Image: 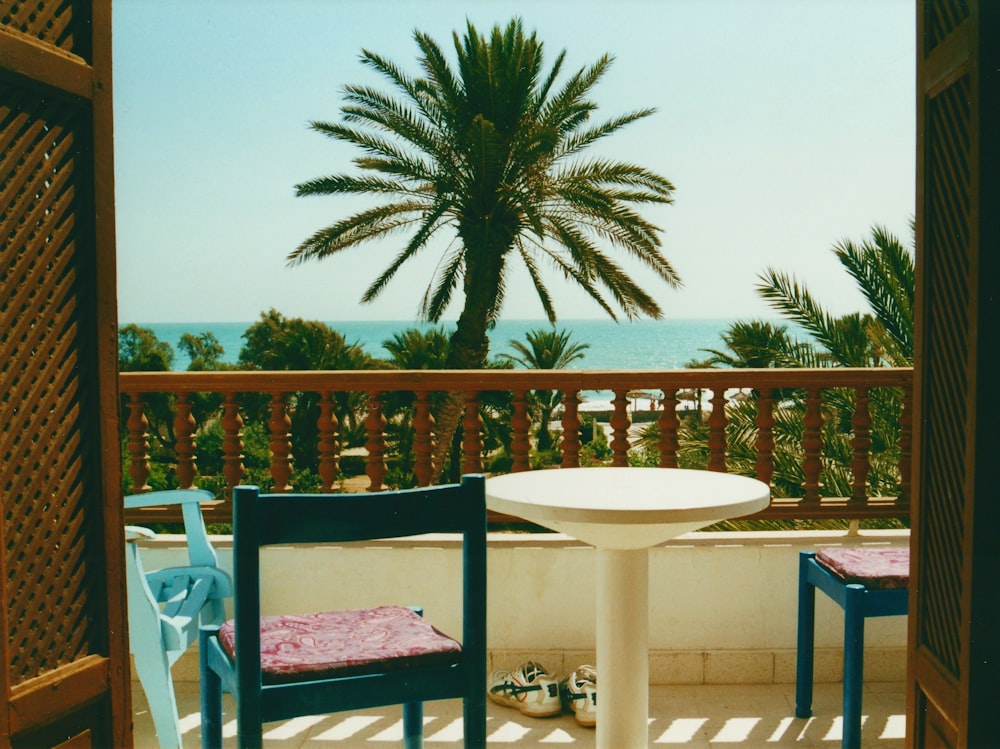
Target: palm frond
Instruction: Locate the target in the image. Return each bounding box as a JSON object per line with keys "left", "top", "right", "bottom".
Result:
{"left": 360, "top": 201, "right": 453, "bottom": 303}
{"left": 515, "top": 243, "right": 557, "bottom": 324}
{"left": 287, "top": 201, "right": 425, "bottom": 264}
{"left": 556, "top": 109, "right": 657, "bottom": 158}
{"left": 307, "top": 121, "right": 435, "bottom": 180}
{"left": 294, "top": 173, "right": 420, "bottom": 198}
{"left": 421, "top": 245, "right": 465, "bottom": 322}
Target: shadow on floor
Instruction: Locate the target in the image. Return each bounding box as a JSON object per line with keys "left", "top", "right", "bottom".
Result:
{"left": 132, "top": 680, "right": 905, "bottom": 748}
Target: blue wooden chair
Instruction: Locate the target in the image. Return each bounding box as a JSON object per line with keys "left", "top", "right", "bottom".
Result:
{"left": 795, "top": 547, "right": 909, "bottom": 749}
{"left": 199, "top": 474, "right": 488, "bottom": 749}
{"left": 125, "top": 489, "right": 232, "bottom": 749}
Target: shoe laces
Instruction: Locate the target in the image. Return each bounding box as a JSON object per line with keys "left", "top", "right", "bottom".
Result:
{"left": 519, "top": 661, "right": 550, "bottom": 683}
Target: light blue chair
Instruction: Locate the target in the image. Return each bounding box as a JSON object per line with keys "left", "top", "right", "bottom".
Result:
{"left": 125, "top": 489, "right": 232, "bottom": 749}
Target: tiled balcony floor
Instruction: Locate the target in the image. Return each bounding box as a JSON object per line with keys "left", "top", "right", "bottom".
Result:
{"left": 132, "top": 680, "right": 905, "bottom": 747}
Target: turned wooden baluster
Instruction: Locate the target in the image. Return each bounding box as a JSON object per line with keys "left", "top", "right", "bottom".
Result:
{"left": 560, "top": 390, "right": 581, "bottom": 468}
{"left": 510, "top": 389, "right": 532, "bottom": 472}
{"left": 658, "top": 388, "right": 679, "bottom": 468}
{"left": 413, "top": 391, "right": 434, "bottom": 486}
{"left": 802, "top": 387, "right": 824, "bottom": 503}
{"left": 317, "top": 391, "right": 339, "bottom": 492}
{"left": 610, "top": 389, "right": 631, "bottom": 467}
{"left": 174, "top": 393, "right": 197, "bottom": 489}
{"left": 268, "top": 392, "right": 293, "bottom": 493}
{"left": 221, "top": 393, "right": 245, "bottom": 491}
{"left": 898, "top": 386, "right": 912, "bottom": 506}
{"left": 851, "top": 386, "right": 872, "bottom": 503}
{"left": 126, "top": 393, "right": 151, "bottom": 493}
{"left": 365, "top": 392, "right": 387, "bottom": 491}
{"left": 461, "top": 392, "right": 484, "bottom": 475}
{"left": 707, "top": 388, "right": 727, "bottom": 472}
{"left": 754, "top": 390, "right": 775, "bottom": 488}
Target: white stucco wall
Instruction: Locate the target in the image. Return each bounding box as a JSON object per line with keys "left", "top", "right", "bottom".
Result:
{"left": 133, "top": 529, "right": 909, "bottom": 685}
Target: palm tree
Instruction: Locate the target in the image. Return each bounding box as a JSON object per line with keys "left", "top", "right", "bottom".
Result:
{"left": 755, "top": 224, "right": 914, "bottom": 368}
{"left": 290, "top": 18, "right": 679, "bottom": 479}
{"left": 676, "top": 224, "right": 914, "bottom": 510}
{"left": 377, "top": 327, "right": 451, "bottom": 487}
{"left": 381, "top": 327, "right": 451, "bottom": 371}
{"left": 499, "top": 328, "right": 590, "bottom": 450}
{"left": 692, "top": 320, "right": 819, "bottom": 370}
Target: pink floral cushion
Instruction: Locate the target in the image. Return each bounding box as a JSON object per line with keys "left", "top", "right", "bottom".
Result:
{"left": 219, "top": 605, "right": 462, "bottom": 684}
{"left": 816, "top": 546, "right": 910, "bottom": 590}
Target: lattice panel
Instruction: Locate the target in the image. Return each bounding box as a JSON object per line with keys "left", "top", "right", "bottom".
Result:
{"left": 924, "top": 0, "right": 970, "bottom": 54}
{"left": 1, "top": 77, "right": 102, "bottom": 685}
{"left": 918, "top": 76, "right": 971, "bottom": 679}
{"left": 0, "top": 0, "right": 91, "bottom": 59}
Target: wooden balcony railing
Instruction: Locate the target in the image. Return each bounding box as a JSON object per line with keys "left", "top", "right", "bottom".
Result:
{"left": 119, "top": 368, "right": 913, "bottom": 526}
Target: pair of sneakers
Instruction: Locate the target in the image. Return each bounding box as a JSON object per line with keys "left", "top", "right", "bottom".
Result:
{"left": 487, "top": 661, "right": 597, "bottom": 727}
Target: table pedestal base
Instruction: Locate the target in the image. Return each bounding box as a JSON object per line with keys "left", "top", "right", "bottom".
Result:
{"left": 596, "top": 547, "right": 649, "bottom": 749}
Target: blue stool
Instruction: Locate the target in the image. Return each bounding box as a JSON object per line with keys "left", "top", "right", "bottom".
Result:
{"left": 795, "top": 547, "right": 909, "bottom": 749}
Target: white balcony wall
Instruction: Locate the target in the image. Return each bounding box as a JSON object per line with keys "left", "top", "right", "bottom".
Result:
{"left": 133, "top": 530, "right": 908, "bottom": 686}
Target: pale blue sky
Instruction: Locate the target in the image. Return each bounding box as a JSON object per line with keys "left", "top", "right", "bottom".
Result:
{"left": 113, "top": 0, "right": 915, "bottom": 324}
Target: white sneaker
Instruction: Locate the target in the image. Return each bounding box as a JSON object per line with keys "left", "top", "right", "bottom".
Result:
{"left": 487, "top": 661, "right": 563, "bottom": 718}
{"left": 561, "top": 665, "right": 597, "bottom": 727}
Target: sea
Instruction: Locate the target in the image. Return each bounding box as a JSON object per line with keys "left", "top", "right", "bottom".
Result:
{"left": 141, "top": 318, "right": 736, "bottom": 372}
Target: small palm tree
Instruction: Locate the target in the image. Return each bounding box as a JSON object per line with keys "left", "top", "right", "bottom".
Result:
{"left": 378, "top": 327, "right": 450, "bottom": 487}
{"left": 499, "top": 328, "right": 590, "bottom": 450}
{"left": 694, "top": 320, "right": 819, "bottom": 369}
{"left": 290, "top": 18, "right": 679, "bottom": 479}
{"left": 381, "top": 327, "right": 451, "bottom": 371}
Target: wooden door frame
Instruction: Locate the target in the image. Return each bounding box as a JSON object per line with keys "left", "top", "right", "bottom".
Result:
{"left": 0, "top": 1, "right": 130, "bottom": 746}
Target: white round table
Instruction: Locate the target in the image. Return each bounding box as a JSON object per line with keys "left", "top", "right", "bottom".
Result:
{"left": 486, "top": 467, "right": 771, "bottom": 749}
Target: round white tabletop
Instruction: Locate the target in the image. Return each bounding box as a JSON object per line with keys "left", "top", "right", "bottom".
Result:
{"left": 485, "top": 467, "right": 771, "bottom": 748}
{"left": 486, "top": 466, "right": 771, "bottom": 549}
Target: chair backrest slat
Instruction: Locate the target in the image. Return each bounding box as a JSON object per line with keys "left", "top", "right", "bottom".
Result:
{"left": 236, "top": 482, "right": 482, "bottom": 548}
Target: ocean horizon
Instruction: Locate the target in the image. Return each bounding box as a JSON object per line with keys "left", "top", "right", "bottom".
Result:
{"left": 137, "top": 318, "right": 741, "bottom": 372}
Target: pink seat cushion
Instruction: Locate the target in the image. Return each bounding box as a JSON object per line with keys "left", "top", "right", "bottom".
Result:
{"left": 816, "top": 547, "right": 910, "bottom": 590}
{"left": 219, "top": 605, "right": 462, "bottom": 684}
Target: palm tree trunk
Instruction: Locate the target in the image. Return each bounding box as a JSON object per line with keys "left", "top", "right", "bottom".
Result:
{"left": 430, "top": 390, "right": 465, "bottom": 483}
{"left": 429, "top": 288, "right": 493, "bottom": 483}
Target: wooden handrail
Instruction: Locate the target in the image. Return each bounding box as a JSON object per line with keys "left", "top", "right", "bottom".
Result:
{"left": 119, "top": 367, "right": 913, "bottom": 526}
{"left": 119, "top": 367, "right": 912, "bottom": 392}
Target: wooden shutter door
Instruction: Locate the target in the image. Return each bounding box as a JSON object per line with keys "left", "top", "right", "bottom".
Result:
{"left": 0, "top": 1, "right": 130, "bottom": 747}
{"left": 909, "top": 1, "right": 1000, "bottom": 746}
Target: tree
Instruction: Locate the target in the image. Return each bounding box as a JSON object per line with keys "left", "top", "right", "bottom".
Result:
{"left": 380, "top": 327, "right": 451, "bottom": 371}
{"left": 119, "top": 324, "right": 174, "bottom": 372}
{"left": 238, "top": 309, "right": 373, "bottom": 372}
{"left": 118, "top": 324, "right": 176, "bottom": 456}
{"left": 677, "top": 224, "right": 915, "bottom": 508}
{"left": 178, "top": 331, "right": 227, "bottom": 371}
{"left": 290, "top": 18, "right": 679, "bottom": 479}
{"left": 378, "top": 327, "right": 451, "bottom": 487}
{"left": 499, "top": 328, "right": 590, "bottom": 450}
{"left": 755, "top": 224, "right": 914, "bottom": 368}
{"left": 237, "top": 310, "right": 375, "bottom": 472}
{"left": 691, "top": 320, "right": 819, "bottom": 370}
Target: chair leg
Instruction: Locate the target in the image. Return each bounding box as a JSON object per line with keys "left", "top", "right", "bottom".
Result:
{"left": 402, "top": 702, "right": 423, "bottom": 749}
{"left": 795, "top": 552, "right": 816, "bottom": 719}
{"left": 199, "top": 628, "right": 223, "bottom": 749}
{"left": 133, "top": 636, "right": 183, "bottom": 749}
{"left": 842, "top": 583, "right": 866, "bottom": 749}
{"left": 464, "top": 693, "right": 487, "bottom": 749}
